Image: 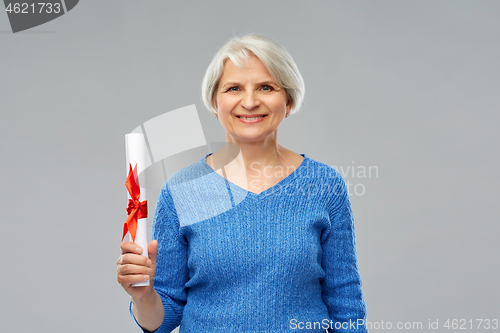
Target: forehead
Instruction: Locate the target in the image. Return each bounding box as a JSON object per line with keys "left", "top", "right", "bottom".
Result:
{"left": 220, "top": 54, "right": 274, "bottom": 82}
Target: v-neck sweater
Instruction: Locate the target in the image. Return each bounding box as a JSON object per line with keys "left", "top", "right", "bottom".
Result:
{"left": 131, "top": 153, "right": 368, "bottom": 333}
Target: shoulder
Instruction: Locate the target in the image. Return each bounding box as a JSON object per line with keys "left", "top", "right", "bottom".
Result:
{"left": 164, "top": 154, "right": 212, "bottom": 189}
{"left": 155, "top": 154, "right": 212, "bottom": 205}
{"left": 298, "top": 154, "right": 344, "bottom": 184}
{"left": 162, "top": 152, "right": 229, "bottom": 204}
{"left": 297, "top": 154, "right": 349, "bottom": 211}
{"left": 156, "top": 154, "right": 214, "bottom": 222}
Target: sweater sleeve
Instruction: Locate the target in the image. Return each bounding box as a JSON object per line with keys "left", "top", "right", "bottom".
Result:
{"left": 130, "top": 183, "right": 189, "bottom": 333}
{"left": 321, "top": 175, "right": 368, "bottom": 333}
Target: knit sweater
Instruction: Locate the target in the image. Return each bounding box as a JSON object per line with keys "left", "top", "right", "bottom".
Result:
{"left": 131, "top": 153, "right": 368, "bottom": 333}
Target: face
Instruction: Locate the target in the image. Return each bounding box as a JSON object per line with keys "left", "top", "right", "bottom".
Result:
{"left": 215, "top": 54, "right": 291, "bottom": 144}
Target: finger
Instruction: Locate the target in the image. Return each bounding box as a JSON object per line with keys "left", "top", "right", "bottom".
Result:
{"left": 117, "top": 273, "right": 150, "bottom": 286}
{"left": 117, "top": 263, "right": 150, "bottom": 276}
{"left": 118, "top": 253, "right": 150, "bottom": 266}
{"left": 120, "top": 241, "right": 143, "bottom": 255}
{"left": 148, "top": 240, "right": 158, "bottom": 265}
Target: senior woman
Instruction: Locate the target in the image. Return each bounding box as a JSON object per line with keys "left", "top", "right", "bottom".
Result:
{"left": 117, "top": 34, "right": 368, "bottom": 333}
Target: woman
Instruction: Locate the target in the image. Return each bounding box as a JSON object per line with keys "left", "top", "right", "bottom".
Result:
{"left": 117, "top": 34, "right": 368, "bottom": 333}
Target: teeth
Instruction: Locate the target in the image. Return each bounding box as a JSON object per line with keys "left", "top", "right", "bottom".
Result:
{"left": 240, "top": 116, "right": 264, "bottom": 120}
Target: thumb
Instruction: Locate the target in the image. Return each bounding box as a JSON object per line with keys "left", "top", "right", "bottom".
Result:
{"left": 148, "top": 240, "right": 158, "bottom": 266}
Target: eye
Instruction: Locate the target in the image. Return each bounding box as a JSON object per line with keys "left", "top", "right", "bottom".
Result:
{"left": 261, "top": 85, "right": 274, "bottom": 91}
{"left": 226, "top": 86, "right": 240, "bottom": 92}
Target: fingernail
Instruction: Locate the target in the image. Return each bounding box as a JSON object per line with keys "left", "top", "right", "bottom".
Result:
{"left": 136, "top": 247, "right": 142, "bottom": 253}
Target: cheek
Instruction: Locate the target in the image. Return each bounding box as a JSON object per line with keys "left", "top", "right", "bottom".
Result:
{"left": 269, "top": 96, "right": 288, "bottom": 113}
{"left": 216, "top": 95, "right": 237, "bottom": 114}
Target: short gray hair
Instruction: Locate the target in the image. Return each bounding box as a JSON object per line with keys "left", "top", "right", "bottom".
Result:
{"left": 201, "top": 34, "right": 305, "bottom": 115}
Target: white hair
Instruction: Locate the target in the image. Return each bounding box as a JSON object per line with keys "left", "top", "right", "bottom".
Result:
{"left": 201, "top": 34, "right": 305, "bottom": 115}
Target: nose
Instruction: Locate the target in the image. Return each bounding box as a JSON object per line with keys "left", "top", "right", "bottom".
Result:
{"left": 241, "top": 91, "right": 259, "bottom": 110}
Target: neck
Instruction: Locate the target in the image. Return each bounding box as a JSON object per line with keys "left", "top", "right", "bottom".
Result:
{"left": 222, "top": 130, "right": 288, "bottom": 172}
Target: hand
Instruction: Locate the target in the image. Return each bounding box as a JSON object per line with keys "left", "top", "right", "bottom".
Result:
{"left": 116, "top": 240, "right": 158, "bottom": 300}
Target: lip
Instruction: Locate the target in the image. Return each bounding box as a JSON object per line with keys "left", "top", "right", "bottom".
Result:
{"left": 236, "top": 114, "right": 267, "bottom": 124}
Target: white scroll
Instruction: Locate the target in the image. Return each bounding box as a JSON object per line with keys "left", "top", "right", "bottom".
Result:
{"left": 125, "top": 133, "right": 150, "bottom": 287}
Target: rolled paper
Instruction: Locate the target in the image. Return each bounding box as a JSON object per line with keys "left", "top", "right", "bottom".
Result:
{"left": 125, "top": 133, "right": 150, "bottom": 287}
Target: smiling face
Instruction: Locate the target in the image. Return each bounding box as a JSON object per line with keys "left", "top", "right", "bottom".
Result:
{"left": 215, "top": 53, "right": 291, "bottom": 145}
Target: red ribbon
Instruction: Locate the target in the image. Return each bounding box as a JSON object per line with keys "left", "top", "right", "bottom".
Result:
{"left": 123, "top": 163, "right": 148, "bottom": 242}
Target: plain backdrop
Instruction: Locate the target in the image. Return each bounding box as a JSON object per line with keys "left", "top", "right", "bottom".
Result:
{"left": 1, "top": 1, "right": 499, "bottom": 332}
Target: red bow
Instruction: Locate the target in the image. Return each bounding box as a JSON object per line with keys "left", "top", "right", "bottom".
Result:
{"left": 123, "top": 163, "right": 148, "bottom": 242}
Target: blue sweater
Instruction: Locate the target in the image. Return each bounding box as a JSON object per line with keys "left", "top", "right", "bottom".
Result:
{"left": 131, "top": 153, "right": 368, "bottom": 333}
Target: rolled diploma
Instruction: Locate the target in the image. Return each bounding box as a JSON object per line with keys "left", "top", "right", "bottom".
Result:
{"left": 125, "top": 133, "right": 150, "bottom": 287}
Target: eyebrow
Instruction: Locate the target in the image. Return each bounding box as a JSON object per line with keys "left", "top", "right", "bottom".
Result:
{"left": 220, "top": 80, "right": 279, "bottom": 90}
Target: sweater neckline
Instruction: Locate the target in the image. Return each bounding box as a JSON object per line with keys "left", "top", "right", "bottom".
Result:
{"left": 200, "top": 152, "right": 309, "bottom": 197}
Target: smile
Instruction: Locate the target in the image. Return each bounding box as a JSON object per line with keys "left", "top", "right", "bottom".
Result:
{"left": 236, "top": 115, "right": 267, "bottom": 124}
{"left": 237, "top": 116, "right": 265, "bottom": 120}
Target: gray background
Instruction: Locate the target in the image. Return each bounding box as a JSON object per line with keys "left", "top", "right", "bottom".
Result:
{"left": 1, "top": 1, "right": 499, "bottom": 332}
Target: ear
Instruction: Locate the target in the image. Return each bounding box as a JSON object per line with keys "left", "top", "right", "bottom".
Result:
{"left": 213, "top": 83, "right": 220, "bottom": 110}
{"left": 213, "top": 95, "right": 218, "bottom": 111}
{"left": 285, "top": 96, "right": 293, "bottom": 114}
